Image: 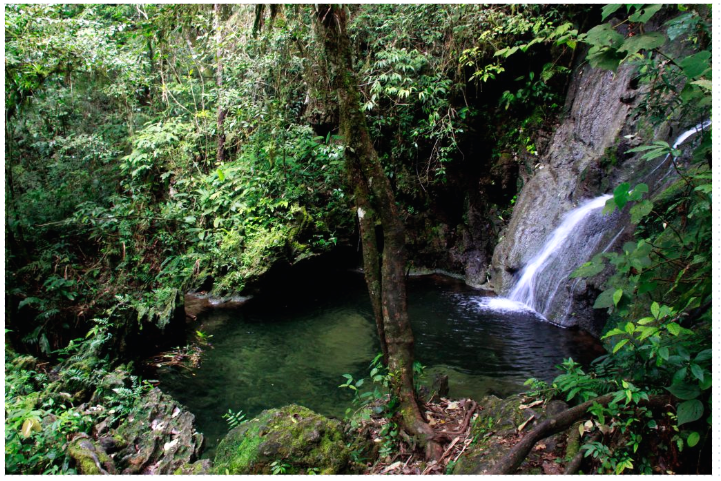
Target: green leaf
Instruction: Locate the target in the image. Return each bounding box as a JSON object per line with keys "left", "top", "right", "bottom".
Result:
{"left": 691, "top": 79, "right": 712, "bottom": 91}
{"left": 687, "top": 431, "right": 700, "bottom": 447}
{"left": 584, "top": 24, "right": 625, "bottom": 49}
{"left": 566, "top": 387, "right": 581, "bottom": 401}
{"left": 651, "top": 302, "right": 660, "bottom": 319}
{"left": 667, "top": 382, "right": 700, "bottom": 400}
{"left": 619, "top": 32, "right": 666, "bottom": 56}
{"left": 628, "top": 183, "right": 649, "bottom": 201}
{"left": 677, "top": 399, "right": 703, "bottom": 425}
{"left": 613, "top": 289, "right": 623, "bottom": 306}
{"left": 630, "top": 200, "right": 654, "bottom": 224}
{"left": 614, "top": 183, "right": 631, "bottom": 210}
{"left": 586, "top": 46, "right": 624, "bottom": 71}
{"left": 680, "top": 51, "right": 711, "bottom": 79}
{"left": 613, "top": 338, "right": 629, "bottom": 354}
{"left": 594, "top": 288, "right": 616, "bottom": 309}
{"left": 601, "top": 4, "right": 623, "bottom": 20}
{"left": 636, "top": 326, "right": 659, "bottom": 341}
{"left": 629, "top": 4, "right": 662, "bottom": 24}
{"left": 665, "top": 13, "right": 698, "bottom": 41}
{"left": 658, "top": 346, "right": 669, "bottom": 360}
{"left": 602, "top": 327, "right": 626, "bottom": 339}
{"left": 571, "top": 256, "right": 605, "bottom": 278}
{"left": 666, "top": 322, "right": 681, "bottom": 336}
{"left": 694, "top": 350, "right": 712, "bottom": 363}
{"left": 690, "top": 364, "right": 705, "bottom": 383}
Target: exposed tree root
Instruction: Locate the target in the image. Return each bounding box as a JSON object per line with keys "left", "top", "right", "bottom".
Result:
{"left": 565, "top": 432, "right": 601, "bottom": 474}
{"left": 362, "top": 397, "right": 478, "bottom": 475}
{"left": 487, "top": 394, "right": 670, "bottom": 474}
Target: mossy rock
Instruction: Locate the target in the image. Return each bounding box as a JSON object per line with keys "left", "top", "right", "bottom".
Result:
{"left": 47, "top": 356, "right": 102, "bottom": 401}
{"left": 11, "top": 354, "right": 38, "bottom": 371}
{"left": 173, "top": 459, "right": 212, "bottom": 475}
{"left": 454, "top": 394, "right": 569, "bottom": 475}
{"left": 68, "top": 437, "right": 117, "bottom": 475}
{"left": 113, "top": 388, "right": 204, "bottom": 474}
{"left": 90, "top": 367, "right": 131, "bottom": 404}
{"left": 214, "top": 404, "right": 350, "bottom": 474}
{"left": 470, "top": 394, "right": 539, "bottom": 438}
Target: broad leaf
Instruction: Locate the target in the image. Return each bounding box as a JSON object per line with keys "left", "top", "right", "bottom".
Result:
{"left": 667, "top": 382, "right": 700, "bottom": 400}
{"left": 680, "top": 51, "right": 711, "bottom": 79}
{"left": 613, "top": 183, "right": 631, "bottom": 210}
{"left": 677, "top": 399, "right": 703, "bottom": 426}
{"left": 687, "top": 431, "right": 700, "bottom": 447}
{"left": 584, "top": 24, "right": 624, "bottom": 48}
{"left": 630, "top": 200, "right": 653, "bottom": 224}
{"left": 619, "top": 32, "right": 666, "bottom": 56}
{"left": 594, "top": 288, "right": 616, "bottom": 309}
{"left": 571, "top": 257, "right": 605, "bottom": 278}
{"left": 628, "top": 4, "right": 662, "bottom": 24}
{"left": 601, "top": 4, "right": 623, "bottom": 20}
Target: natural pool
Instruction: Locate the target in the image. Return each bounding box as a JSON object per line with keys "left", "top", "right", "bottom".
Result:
{"left": 155, "top": 272, "right": 603, "bottom": 456}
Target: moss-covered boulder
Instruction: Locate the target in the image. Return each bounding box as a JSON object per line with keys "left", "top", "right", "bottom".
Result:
{"left": 214, "top": 405, "right": 350, "bottom": 474}
{"left": 68, "top": 437, "right": 117, "bottom": 474}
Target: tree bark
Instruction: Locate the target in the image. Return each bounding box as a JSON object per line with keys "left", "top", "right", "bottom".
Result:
{"left": 313, "top": 4, "right": 440, "bottom": 460}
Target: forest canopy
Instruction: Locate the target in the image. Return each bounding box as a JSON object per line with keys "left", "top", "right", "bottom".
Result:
{"left": 5, "top": 3, "right": 712, "bottom": 475}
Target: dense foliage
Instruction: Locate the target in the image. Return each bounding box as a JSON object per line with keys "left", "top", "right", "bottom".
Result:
{"left": 525, "top": 4, "right": 712, "bottom": 474}
{"left": 5, "top": 3, "right": 711, "bottom": 475}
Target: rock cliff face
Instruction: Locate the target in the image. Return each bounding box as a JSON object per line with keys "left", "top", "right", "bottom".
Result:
{"left": 486, "top": 54, "right": 696, "bottom": 334}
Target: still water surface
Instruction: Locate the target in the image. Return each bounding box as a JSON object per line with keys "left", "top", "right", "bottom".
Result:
{"left": 156, "top": 273, "right": 602, "bottom": 455}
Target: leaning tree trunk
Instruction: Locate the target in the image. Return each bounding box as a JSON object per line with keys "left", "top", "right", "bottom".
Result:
{"left": 313, "top": 4, "right": 441, "bottom": 460}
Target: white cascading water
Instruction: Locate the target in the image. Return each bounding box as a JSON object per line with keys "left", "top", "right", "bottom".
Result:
{"left": 507, "top": 195, "right": 612, "bottom": 313}
{"left": 648, "top": 119, "right": 712, "bottom": 178}
{"left": 496, "top": 120, "right": 711, "bottom": 322}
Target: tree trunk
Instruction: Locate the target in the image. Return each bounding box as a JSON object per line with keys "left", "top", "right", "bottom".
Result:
{"left": 313, "top": 4, "right": 441, "bottom": 460}
{"left": 213, "top": 3, "right": 226, "bottom": 164}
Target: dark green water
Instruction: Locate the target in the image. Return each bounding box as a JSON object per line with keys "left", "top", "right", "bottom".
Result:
{"left": 155, "top": 273, "right": 602, "bottom": 456}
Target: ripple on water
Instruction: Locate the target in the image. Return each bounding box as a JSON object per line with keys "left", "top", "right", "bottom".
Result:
{"left": 155, "top": 273, "right": 602, "bottom": 457}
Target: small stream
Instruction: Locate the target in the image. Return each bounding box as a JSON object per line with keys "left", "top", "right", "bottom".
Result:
{"left": 156, "top": 272, "right": 602, "bottom": 456}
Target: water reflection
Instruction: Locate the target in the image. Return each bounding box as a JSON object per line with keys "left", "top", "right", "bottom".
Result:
{"left": 156, "top": 272, "right": 602, "bottom": 456}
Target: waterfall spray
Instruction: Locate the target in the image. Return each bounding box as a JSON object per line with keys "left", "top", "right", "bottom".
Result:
{"left": 507, "top": 195, "right": 612, "bottom": 313}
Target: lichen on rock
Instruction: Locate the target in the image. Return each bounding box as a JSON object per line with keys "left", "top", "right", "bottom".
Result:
{"left": 112, "top": 388, "right": 204, "bottom": 474}
{"left": 68, "top": 437, "right": 116, "bottom": 475}
{"left": 213, "top": 404, "right": 350, "bottom": 474}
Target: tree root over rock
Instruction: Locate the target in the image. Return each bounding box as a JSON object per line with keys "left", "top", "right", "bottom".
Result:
{"left": 487, "top": 393, "right": 671, "bottom": 474}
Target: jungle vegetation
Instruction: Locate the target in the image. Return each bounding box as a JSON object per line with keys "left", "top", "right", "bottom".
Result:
{"left": 5, "top": 3, "right": 712, "bottom": 475}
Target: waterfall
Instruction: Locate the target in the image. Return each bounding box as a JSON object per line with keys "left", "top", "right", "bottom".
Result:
{"left": 647, "top": 119, "right": 712, "bottom": 179}
{"left": 507, "top": 195, "right": 612, "bottom": 314}
{"left": 501, "top": 120, "right": 711, "bottom": 323}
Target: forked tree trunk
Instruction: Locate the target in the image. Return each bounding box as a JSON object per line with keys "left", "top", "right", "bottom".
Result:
{"left": 313, "top": 4, "right": 441, "bottom": 460}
